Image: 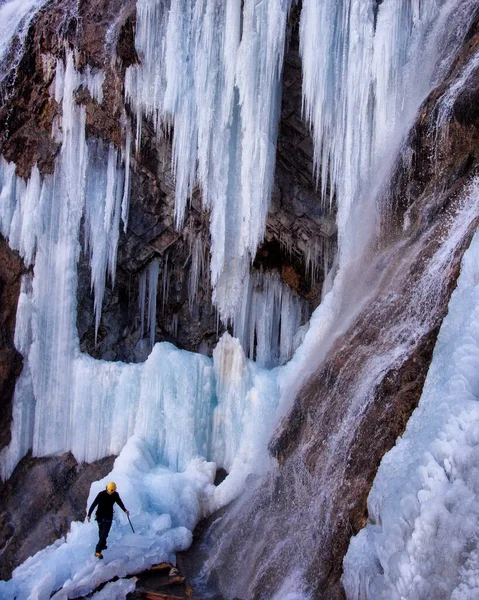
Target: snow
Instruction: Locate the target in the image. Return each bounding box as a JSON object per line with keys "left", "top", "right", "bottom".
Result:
{"left": 343, "top": 180, "right": 479, "bottom": 599}
{"left": 0, "top": 437, "right": 214, "bottom": 600}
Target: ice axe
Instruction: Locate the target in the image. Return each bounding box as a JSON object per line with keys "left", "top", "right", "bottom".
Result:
{"left": 127, "top": 513, "right": 135, "bottom": 533}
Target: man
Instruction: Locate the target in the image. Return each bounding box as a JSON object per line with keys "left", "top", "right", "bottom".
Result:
{"left": 87, "top": 481, "right": 130, "bottom": 559}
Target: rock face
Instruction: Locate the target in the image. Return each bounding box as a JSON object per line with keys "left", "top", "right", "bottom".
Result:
{"left": 184, "top": 11, "right": 479, "bottom": 600}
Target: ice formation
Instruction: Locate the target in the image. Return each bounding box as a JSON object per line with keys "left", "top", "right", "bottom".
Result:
{"left": 343, "top": 180, "right": 479, "bottom": 599}
{"left": 125, "top": 0, "right": 292, "bottom": 322}
{"left": 138, "top": 256, "right": 307, "bottom": 366}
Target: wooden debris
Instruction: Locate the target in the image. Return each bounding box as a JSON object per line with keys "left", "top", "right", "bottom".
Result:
{"left": 148, "top": 562, "right": 174, "bottom": 572}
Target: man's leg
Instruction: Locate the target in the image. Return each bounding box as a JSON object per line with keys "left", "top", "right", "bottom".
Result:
{"left": 95, "top": 520, "right": 104, "bottom": 554}
{"left": 97, "top": 520, "right": 112, "bottom": 552}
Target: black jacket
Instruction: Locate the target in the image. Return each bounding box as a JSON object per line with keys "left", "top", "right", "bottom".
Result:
{"left": 88, "top": 490, "right": 127, "bottom": 521}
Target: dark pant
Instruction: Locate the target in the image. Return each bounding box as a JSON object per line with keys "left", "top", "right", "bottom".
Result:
{"left": 96, "top": 519, "right": 112, "bottom": 553}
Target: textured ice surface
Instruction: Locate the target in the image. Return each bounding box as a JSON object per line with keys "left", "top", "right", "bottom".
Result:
{"left": 343, "top": 180, "right": 479, "bottom": 599}
{"left": 90, "top": 578, "right": 136, "bottom": 600}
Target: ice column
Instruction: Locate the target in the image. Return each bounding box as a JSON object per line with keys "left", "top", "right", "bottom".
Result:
{"left": 125, "top": 0, "right": 291, "bottom": 323}
{"left": 0, "top": 52, "right": 130, "bottom": 473}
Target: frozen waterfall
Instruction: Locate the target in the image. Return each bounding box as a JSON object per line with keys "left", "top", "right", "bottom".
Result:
{"left": 300, "top": 0, "right": 477, "bottom": 260}
{"left": 1, "top": 0, "right": 479, "bottom": 598}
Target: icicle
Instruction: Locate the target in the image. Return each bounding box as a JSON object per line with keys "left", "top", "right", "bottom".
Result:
{"left": 83, "top": 65, "right": 105, "bottom": 103}
{"left": 188, "top": 233, "right": 209, "bottom": 313}
{"left": 169, "top": 313, "right": 178, "bottom": 338}
{"left": 233, "top": 271, "right": 307, "bottom": 368}
{"left": 121, "top": 120, "right": 132, "bottom": 231}
{"left": 84, "top": 141, "right": 125, "bottom": 342}
{"left": 147, "top": 258, "right": 160, "bottom": 348}
{"left": 161, "top": 252, "right": 170, "bottom": 314}
{"left": 139, "top": 269, "right": 147, "bottom": 339}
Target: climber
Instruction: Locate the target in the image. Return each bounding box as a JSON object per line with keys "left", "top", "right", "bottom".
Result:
{"left": 87, "top": 481, "right": 130, "bottom": 559}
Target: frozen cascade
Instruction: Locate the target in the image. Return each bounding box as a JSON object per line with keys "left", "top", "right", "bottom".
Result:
{"left": 300, "top": 0, "right": 479, "bottom": 262}
{"left": 0, "top": 49, "right": 279, "bottom": 479}
{"left": 343, "top": 180, "right": 479, "bottom": 600}
{"left": 0, "top": 45, "right": 282, "bottom": 599}
{"left": 0, "top": 51, "right": 127, "bottom": 469}
{"left": 125, "top": 0, "right": 292, "bottom": 323}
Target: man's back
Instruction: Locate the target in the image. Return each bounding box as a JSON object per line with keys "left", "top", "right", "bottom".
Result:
{"left": 89, "top": 490, "right": 126, "bottom": 520}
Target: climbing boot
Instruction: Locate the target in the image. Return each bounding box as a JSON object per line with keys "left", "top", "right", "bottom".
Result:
{"left": 95, "top": 552, "right": 103, "bottom": 559}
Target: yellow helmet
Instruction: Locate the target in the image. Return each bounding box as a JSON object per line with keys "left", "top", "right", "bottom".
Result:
{"left": 106, "top": 482, "right": 117, "bottom": 493}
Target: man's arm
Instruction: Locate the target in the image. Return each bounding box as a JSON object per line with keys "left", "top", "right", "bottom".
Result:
{"left": 87, "top": 492, "right": 101, "bottom": 521}
{"left": 115, "top": 493, "right": 129, "bottom": 515}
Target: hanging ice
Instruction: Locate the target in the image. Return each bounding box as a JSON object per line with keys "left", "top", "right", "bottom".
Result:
{"left": 0, "top": 52, "right": 130, "bottom": 473}
{"left": 299, "top": 0, "right": 477, "bottom": 262}
{"left": 233, "top": 270, "right": 307, "bottom": 368}
{"left": 125, "top": 0, "right": 292, "bottom": 323}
